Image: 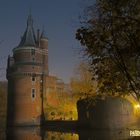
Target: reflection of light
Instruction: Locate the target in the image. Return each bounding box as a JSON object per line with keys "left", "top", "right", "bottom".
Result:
{"left": 135, "top": 104, "right": 140, "bottom": 109}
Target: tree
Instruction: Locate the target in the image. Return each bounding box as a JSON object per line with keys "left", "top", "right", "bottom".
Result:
{"left": 50, "top": 112, "right": 56, "bottom": 120}
{"left": 76, "top": 0, "right": 140, "bottom": 100}
{"left": 70, "top": 62, "right": 97, "bottom": 97}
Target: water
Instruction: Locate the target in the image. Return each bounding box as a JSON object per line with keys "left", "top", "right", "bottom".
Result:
{"left": 0, "top": 127, "right": 140, "bottom": 140}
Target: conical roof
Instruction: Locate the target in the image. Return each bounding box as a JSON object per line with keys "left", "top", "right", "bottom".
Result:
{"left": 40, "top": 30, "right": 48, "bottom": 40}
{"left": 18, "top": 14, "right": 36, "bottom": 47}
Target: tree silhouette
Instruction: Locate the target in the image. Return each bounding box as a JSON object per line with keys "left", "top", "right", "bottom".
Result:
{"left": 76, "top": 0, "right": 140, "bottom": 100}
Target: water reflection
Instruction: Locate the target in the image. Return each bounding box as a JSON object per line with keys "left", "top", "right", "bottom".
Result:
{"left": 6, "top": 127, "right": 42, "bottom": 140}
{"left": 0, "top": 127, "right": 139, "bottom": 140}
{"left": 44, "top": 131, "right": 78, "bottom": 140}
{"left": 78, "top": 129, "right": 136, "bottom": 140}
{"left": 0, "top": 129, "right": 6, "bottom": 140}
{"left": 6, "top": 127, "right": 78, "bottom": 140}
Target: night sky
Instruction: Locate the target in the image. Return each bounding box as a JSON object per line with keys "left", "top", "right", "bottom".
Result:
{"left": 0, "top": 0, "right": 92, "bottom": 83}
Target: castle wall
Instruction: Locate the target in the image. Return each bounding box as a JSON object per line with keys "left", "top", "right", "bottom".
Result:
{"left": 13, "top": 48, "right": 48, "bottom": 64}
{"left": 7, "top": 47, "right": 48, "bottom": 126}
{"left": 77, "top": 97, "right": 138, "bottom": 129}
{"left": 7, "top": 76, "right": 42, "bottom": 126}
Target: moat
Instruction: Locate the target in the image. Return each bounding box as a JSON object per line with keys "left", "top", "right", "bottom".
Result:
{"left": 1, "top": 120, "right": 140, "bottom": 140}
{"left": 0, "top": 126, "right": 140, "bottom": 140}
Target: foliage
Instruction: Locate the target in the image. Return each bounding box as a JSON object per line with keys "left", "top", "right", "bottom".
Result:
{"left": 76, "top": 0, "right": 140, "bottom": 99}
{"left": 44, "top": 131, "right": 78, "bottom": 140}
{"left": 70, "top": 62, "right": 97, "bottom": 97}
{"left": 44, "top": 92, "right": 78, "bottom": 120}
{"left": 56, "top": 92, "right": 78, "bottom": 120}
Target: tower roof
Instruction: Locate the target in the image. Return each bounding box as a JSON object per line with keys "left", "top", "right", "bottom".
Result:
{"left": 40, "top": 30, "right": 48, "bottom": 40}
{"left": 18, "top": 14, "right": 36, "bottom": 47}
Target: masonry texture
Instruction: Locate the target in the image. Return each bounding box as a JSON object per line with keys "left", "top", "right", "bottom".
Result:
{"left": 77, "top": 96, "right": 139, "bottom": 129}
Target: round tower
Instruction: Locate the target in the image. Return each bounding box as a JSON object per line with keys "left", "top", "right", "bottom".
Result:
{"left": 6, "top": 15, "right": 48, "bottom": 126}
{"left": 40, "top": 30, "right": 48, "bottom": 50}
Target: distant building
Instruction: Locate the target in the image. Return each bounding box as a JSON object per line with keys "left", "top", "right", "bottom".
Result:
{"left": 45, "top": 76, "right": 65, "bottom": 107}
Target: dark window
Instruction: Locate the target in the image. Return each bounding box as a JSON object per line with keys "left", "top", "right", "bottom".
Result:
{"left": 32, "top": 58, "right": 35, "bottom": 69}
{"left": 32, "top": 76, "right": 36, "bottom": 82}
{"left": 32, "top": 93, "right": 35, "bottom": 98}
{"left": 32, "top": 89, "right": 36, "bottom": 99}
{"left": 31, "top": 49, "right": 35, "bottom": 55}
{"left": 32, "top": 88, "right": 35, "bottom": 93}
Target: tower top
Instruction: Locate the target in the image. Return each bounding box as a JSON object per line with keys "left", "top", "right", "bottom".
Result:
{"left": 40, "top": 30, "right": 48, "bottom": 40}
{"left": 18, "top": 14, "right": 36, "bottom": 47}
{"left": 27, "top": 14, "right": 33, "bottom": 27}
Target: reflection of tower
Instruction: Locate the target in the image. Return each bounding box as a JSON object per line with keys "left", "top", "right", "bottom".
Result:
{"left": 6, "top": 14, "right": 48, "bottom": 126}
{"left": 6, "top": 127, "right": 42, "bottom": 140}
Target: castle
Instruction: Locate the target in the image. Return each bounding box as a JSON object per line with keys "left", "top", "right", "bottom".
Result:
{"left": 6, "top": 14, "right": 49, "bottom": 126}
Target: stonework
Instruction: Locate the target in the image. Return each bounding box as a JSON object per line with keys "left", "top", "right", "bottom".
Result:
{"left": 77, "top": 96, "right": 138, "bottom": 129}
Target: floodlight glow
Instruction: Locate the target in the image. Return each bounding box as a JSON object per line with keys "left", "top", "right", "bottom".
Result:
{"left": 135, "top": 104, "right": 140, "bottom": 109}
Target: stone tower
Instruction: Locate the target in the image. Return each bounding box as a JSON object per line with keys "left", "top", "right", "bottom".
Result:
{"left": 6, "top": 14, "right": 48, "bottom": 126}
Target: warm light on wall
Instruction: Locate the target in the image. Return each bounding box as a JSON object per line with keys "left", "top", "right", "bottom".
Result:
{"left": 134, "top": 104, "right": 140, "bottom": 109}
{"left": 134, "top": 103, "right": 140, "bottom": 116}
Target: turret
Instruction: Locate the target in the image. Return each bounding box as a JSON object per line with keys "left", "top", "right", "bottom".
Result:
{"left": 39, "top": 30, "right": 49, "bottom": 75}
{"left": 40, "top": 30, "right": 48, "bottom": 50}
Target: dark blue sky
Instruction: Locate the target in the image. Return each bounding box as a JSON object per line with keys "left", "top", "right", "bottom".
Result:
{"left": 0, "top": 0, "right": 92, "bottom": 83}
